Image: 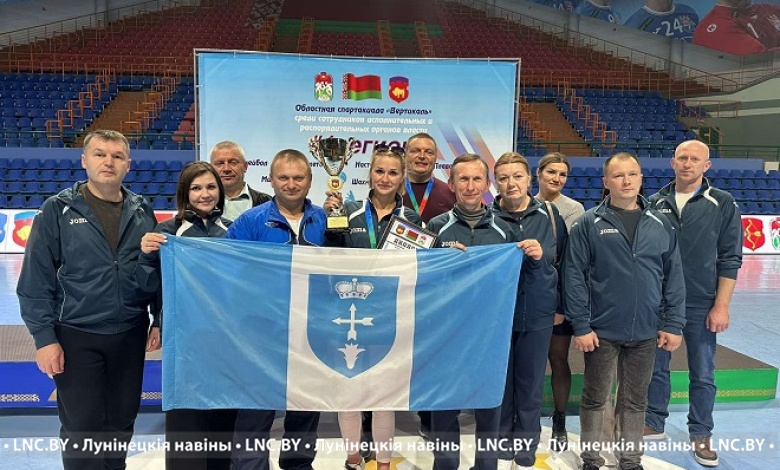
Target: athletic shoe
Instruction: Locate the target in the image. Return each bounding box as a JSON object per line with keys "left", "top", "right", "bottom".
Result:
{"left": 692, "top": 436, "right": 719, "bottom": 467}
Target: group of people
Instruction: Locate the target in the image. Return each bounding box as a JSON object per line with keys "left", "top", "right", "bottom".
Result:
{"left": 17, "top": 129, "right": 741, "bottom": 470}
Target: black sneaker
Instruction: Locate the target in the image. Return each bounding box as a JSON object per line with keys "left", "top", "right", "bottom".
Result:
{"left": 581, "top": 463, "right": 600, "bottom": 470}
{"left": 344, "top": 459, "right": 364, "bottom": 470}
{"left": 551, "top": 410, "right": 567, "bottom": 452}
{"left": 359, "top": 432, "right": 375, "bottom": 461}
{"left": 418, "top": 424, "right": 431, "bottom": 442}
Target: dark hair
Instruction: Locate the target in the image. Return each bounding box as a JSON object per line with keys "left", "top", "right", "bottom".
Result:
{"left": 537, "top": 152, "right": 571, "bottom": 174}
{"left": 175, "top": 161, "right": 225, "bottom": 220}
{"left": 450, "top": 153, "right": 489, "bottom": 182}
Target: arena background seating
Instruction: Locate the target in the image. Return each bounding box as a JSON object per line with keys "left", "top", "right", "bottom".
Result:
{"left": 1, "top": 0, "right": 778, "bottom": 213}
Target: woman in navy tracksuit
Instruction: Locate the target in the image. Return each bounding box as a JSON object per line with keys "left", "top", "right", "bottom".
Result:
{"left": 135, "top": 161, "right": 235, "bottom": 470}
{"left": 327, "top": 145, "right": 422, "bottom": 470}
{"left": 491, "top": 152, "right": 567, "bottom": 469}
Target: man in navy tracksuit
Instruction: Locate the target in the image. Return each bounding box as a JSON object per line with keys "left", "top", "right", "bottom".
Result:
{"left": 17, "top": 130, "right": 159, "bottom": 470}
{"left": 644, "top": 140, "right": 743, "bottom": 467}
{"left": 227, "top": 149, "right": 326, "bottom": 470}
{"left": 564, "top": 152, "right": 686, "bottom": 470}
{"left": 427, "top": 153, "right": 542, "bottom": 470}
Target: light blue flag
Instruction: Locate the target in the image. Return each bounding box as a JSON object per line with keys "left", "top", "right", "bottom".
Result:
{"left": 161, "top": 236, "right": 523, "bottom": 412}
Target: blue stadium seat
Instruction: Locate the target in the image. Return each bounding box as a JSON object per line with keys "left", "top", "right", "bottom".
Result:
{"left": 21, "top": 182, "right": 39, "bottom": 194}
{"left": 136, "top": 171, "right": 152, "bottom": 183}
{"left": 745, "top": 202, "right": 760, "bottom": 214}
{"left": 53, "top": 169, "right": 72, "bottom": 182}
{"left": 167, "top": 161, "right": 184, "bottom": 172}
{"left": 5, "top": 168, "right": 22, "bottom": 180}
{"left": 758, "top": 202, "right": 775, "bottom": 214}
{"left": 5, "top": 180, "right": 23, "bottom": 193}
{"left": 135, "top": 160, "right": 152, "bottom": 171}
{"left": 129, "top": 182, "right": 145, "bottom": 194}
{"left": 27, "top": 195, "right": 45, "bottom": 208}
{"left": 38, "top": 168, "right": 55, "bottom": 181}
{"left": 161, "top": 182, "right": 177, "bottom": 195}
{"left": 152, "top": 160, "right": 167, "bottom": 171}
{"left": 152, "top": 171, "right": 168, "bottom": 183}
{"left": 55, "top": 159, "right": 73, "bottom": 169}
{"left": 23, "top": 158, "right": 41, "bottom": 169}
{"left": 8, "top": 195, "right": 26, "bottom": 208}
{"left": 41, "top": 181, "right": 58, "bottom": 195}
{"left": 145, "top": 183, "right": 162, "bottom": 195}
{"left": 152, "top": 197, "right": 169, "bottom": 210}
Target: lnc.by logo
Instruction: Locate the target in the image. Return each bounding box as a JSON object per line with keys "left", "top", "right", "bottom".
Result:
{"left": 307, "top": 275, "right": 397, "bottom": 378}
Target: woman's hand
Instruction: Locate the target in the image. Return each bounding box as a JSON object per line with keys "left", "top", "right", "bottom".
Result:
{"left": 140, "top": 232, "right": 167, "bottom": 254}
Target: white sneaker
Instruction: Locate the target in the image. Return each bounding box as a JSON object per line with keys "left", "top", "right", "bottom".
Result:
{"left": 497, "top": 459, "right": 515, "bottom": 470}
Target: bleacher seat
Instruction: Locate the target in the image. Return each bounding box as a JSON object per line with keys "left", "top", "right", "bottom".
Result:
{"left": 41, "top": 181, "right": 58, "bottom": 195}
{"left": 28, "top": 195, "right": 45, "bottom": 208}
{"left": 161, "top": 182, "right": 177, "bottom": 195}
{"left": 745, "top": 202, "right": 760, "bottom": 214}
{"left": 21, "top": 182, "right": 39, "bottom": 194}
{"left": 152, "top": 197, "right": 169, "bottom": 210}
{"left": 8, "top": 195, "right": 26, "bottom": 208}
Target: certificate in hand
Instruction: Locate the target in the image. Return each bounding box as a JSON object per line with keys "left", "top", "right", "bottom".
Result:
{"left": 378, "top": 215, "right": 438, "bottom": 250}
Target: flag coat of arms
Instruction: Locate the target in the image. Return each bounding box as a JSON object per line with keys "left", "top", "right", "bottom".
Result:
{"left": 160, "top": 237, "right": 522, "bottom": 411}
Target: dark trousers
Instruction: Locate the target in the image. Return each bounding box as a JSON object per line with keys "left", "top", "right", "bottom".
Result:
{"left": 431, "top": 408, "right": 501, "bottom": 470}
{"left": 580, "top": 337, "right": 656, "bottom": 469}
{"left": 498, "top": 327, "right": 553, "bottom": 466}
{"left": 165, "top": 408, "right": 237, "bottom": 470}
{"left": 53, "top": 322, "right": 148, "bottom": 470}
{"left": 231, "top": 410, "right": 319, "bottom": 470}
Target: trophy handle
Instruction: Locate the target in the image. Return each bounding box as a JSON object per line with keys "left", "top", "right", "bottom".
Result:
{"left": 342, "top": 137, "right": 356, "bottom": 165}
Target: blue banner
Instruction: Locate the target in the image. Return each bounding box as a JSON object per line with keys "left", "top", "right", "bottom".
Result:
{"left": 196, "top": 53, "right": 519, "bottom": 202}
{"left": 160, "top": 237, "right": 522, "bottom": 411}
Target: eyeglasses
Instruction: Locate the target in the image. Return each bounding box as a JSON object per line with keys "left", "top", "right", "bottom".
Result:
{"left": 374, "top": 144, "right": 405, "bottom": 157}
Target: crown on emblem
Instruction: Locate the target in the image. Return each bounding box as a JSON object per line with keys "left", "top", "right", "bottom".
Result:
{"left": 335, "top": 278, "right": 373, "bottom": 300}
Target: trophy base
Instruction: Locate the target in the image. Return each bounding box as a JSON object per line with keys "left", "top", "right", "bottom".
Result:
{"left": 326, "top": 215, "right": 350, "bottom": 231}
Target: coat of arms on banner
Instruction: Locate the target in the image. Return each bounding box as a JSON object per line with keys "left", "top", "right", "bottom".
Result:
{"left": 388, "top": 76, "right": 409, "bottom": 103}
{"left": 771, "top": 218, "right": 780, "bottom": 251}
{"left": 314, "top": 72, "right": 333, "bottom": 102}
{"left": 742, "top": 217, "right": 765, "bottom": 251}
{"left": 307, "top": 275, "right": 397, "bottom": 377}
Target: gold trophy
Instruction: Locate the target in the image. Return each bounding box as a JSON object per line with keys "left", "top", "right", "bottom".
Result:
{"left": 308, "top": 136, "right": 355, "bottom": 231}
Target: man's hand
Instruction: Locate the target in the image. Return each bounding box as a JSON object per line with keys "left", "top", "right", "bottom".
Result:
{"left": 657, "top": 331, "right": 683, "bottom": 352}
{"left": 516, "top": 239, "right": 543, "bottom": 261}
{"left": 553, "top": 313, "right": 565, "bottom": 326}
{"left": 574, "top": 331, "right": 599, "bottom": 352}
{"left": 706, "top": 304, "right": 730, "bottom": 333}
{"left": 450, "top": 242, "right": 467, "bottom": 252}
{"left": 146, "top": 327, "right": 161, "bottom": 351}
{"left": 36, "top": 343, "right": 64, "bottom": 377}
